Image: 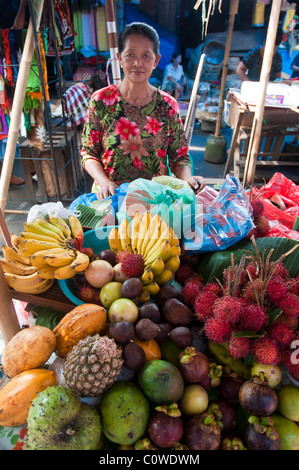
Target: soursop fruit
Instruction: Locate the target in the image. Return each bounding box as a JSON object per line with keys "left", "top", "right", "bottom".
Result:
{"left": 26, "top": 385, "right": 102, "bottom": 450}
{"left": 64, "top": 334, "right": 123, "bottom": 396}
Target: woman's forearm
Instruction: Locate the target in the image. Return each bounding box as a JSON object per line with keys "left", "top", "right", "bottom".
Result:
{"left": 84, "top": 159, "right": 111, "bottom": 186}
{"left": 174, "top": 164, "right": 192, "bottom": 180}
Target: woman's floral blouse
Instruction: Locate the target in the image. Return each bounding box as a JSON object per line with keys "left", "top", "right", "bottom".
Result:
{"left": 81, "top": 84, "right": 191, "bottom": 184}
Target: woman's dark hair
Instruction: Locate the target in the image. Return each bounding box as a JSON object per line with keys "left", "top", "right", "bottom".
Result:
{"left": 118, "top": 22, "right": 160, "bottom": 57}
{"left": 172, "top": 52, "right": 182, "bottom": 62}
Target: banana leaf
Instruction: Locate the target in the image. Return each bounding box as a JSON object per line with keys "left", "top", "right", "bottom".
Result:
{"left": 196, "top": 237, "right": 299, "bottom": 283}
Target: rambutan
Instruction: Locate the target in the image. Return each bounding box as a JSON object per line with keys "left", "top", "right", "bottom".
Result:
{"left": 250, "top": 199, "right": 264, "bottom": 219}
{"left": 181, "top": 281, "right": 203, "bottom": 307}
{"left": 276, "top": 313, "right": 298, "bottom": 331}
{"left": 255, "top": 215, "right": 270, "bottom": 236}
{"left": 282, "top": 346, "right": 299, "bottom": 381}
{"left": 203, "top": 282, "right": 222, "bottom": 296}
{"left": 267, "top": 322, "right": 296, "bottom": 349}
{"left": 244, "top": 261, "right": 259, "bottom": 280}
{"left": 194, "top": 291, "right": 217, "bottom": 323}
{"left": 116, "top": 250, "right": 131, "bottom": 264}
{"left": 228, "top": 335, "right": 251, "bottom": 359}
{"left": 204, "top": 316, "right": 232, "bottom": 343}
{"left": 77, "top": 283, "right": 101, "bottom": 304}
{"left": 238, "top": 303, "right": 267, "bottom": 332}
{"left": 287, "top": 277, "right": 299, "bottom": 296}
{"left": 174, "top": 263, "right": 195, "bottom": 285}
{"left": 121, "top": 253, "right": 145, "bottom": 277}
{"left": 185, "top": 274, "right": 204, "bottom": 287}
{"left": 266, "top": 275, "right": 289, "bottom": 305}
{"left": 212, "top": 295, "right": 243, "bottom": 325}
{"left": 252, "top": 337, "right": 281, "bottom": 365}
{"left": 277, "top": 293, "right": 299, "bottom": 318}
{"left": 242, "top": 278, "right": 265, "bottom": 304}
{"left": 270, "top": 262, "right": 289, "bottom": 280}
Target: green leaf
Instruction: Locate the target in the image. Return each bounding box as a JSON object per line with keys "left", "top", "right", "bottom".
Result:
{"left": 293, "top": 216, "right": 299, "bottom": 232}
{"left": 197, "top": 237, "right": 299, "bottom": 282}
{"left": 33, "top": 307, "right": 66, "bottom": 330}
{"left": 267, "top": 308, "right": 283, "bottom": 324}
{"left": 232, "top": 330, "right": 261, "bottom": 339}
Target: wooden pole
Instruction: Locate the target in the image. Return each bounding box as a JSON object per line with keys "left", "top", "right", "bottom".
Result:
{"left": 184, "top": 53, "right": 206, "bottom": 141}
{"left": 0, "top": 263, "right": 20, "bottom": 344}
{"left": 215, "top": 0, "right": 239, "bottom": 138}
{"left": 0, "top": 0, "right": 44, "bottom": 215}
{"left": 243, "top": 0, "right": 282, "bottom": 187}
{"left": 105, "top": 0, "right": 122, "bottom": 85}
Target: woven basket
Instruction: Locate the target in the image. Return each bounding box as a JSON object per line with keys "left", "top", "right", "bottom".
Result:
{"left": 188, "top": 40, "right": 225, "bottom": 82}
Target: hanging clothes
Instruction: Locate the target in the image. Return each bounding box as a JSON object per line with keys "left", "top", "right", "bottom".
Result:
{"left": 1, "top": 29, "right": 14, "bottom": 86}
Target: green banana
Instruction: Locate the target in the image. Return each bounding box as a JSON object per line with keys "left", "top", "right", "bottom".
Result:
{"left": 208, "top": 342, "right": 251, "bottom": 380}
{"left": 48, "top": 215, "right": 72, "bottom": 239}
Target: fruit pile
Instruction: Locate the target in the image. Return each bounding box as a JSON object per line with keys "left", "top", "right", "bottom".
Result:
{"left": 1, "top": 215, "right": 90, "bottom": 294}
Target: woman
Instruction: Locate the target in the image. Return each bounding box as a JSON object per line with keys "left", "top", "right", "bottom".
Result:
{"left": 81, "top": 22, "right": 204, "bottom": 200}
{"left": 162, "top": 52, "right": 188, "bottom": 100}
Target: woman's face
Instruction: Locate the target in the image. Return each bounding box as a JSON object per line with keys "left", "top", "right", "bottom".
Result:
{"left": 173, "top": 54, "right": 182, "bottom": 65}
{"left": 117, "top": 34, "right": 161, "bottom": 84}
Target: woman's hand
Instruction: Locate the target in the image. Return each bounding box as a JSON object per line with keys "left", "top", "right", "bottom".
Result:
{"left": 185, "top": 175, "right": 206, "bottom": 194}
{"left": 97, "top": 181, "right": 118, "bottom": 200}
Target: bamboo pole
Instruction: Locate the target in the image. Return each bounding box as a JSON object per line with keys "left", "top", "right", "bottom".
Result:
{"left": 243, "top": 0, "right": 282, "bottom": 187}
{"left": 215, "top": 0, "right": 239, "bottom": 138}
{"left": 184, "top": 53, "right": 206, "bottom": 141}
{"left": 105, "top": 0, "right": 122, "bottom": 85}
{"left": 0, "top": 263, "right": 20, "bottom": 344}
{"left": 0, "top": 0, "right": 45, "bottom": 215}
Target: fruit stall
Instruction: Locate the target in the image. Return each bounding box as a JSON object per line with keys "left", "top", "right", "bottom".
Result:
{"left": 0, "top": 171, "right": 298, "bottom": 452}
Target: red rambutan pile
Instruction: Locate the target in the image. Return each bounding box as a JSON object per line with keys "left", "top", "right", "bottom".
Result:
{"left": 181, "top": 281, "right": 203, "bottom": 308}
{"left": 267, "top": 321, "right": 296, "bottom": 350}
{"left": 212, "top": 295, "right": 243, "bottom": 325}
{"left": 116, "top": 250, "right": 131, "bottom": 264}
{"left": 204, "top": 316, "right": 232, "bottom": 343}
{"left": 242, "top": 278, "right": 265, "bottom": 304}
{"left": 174, "top": 263, "right": 195, "bottom": 285}
{"left": 276, "top": 313, "right": 298, "bottom": 331}
{"left": 252, "top": 337, "right": 281, "bottom": 365}
{"left": 194, "top": 291, "right": 218, "bottom": 323}
{"left": 244, "top": 261, "right": 259, "bottom": 281}
{"left": 270, "top": 262, "right": 289, "bottom": 280}
{"left": 238, "top": 303, "right": 267, "bottom": 332}
{"left": 228, "top": 335, "right": 251, "bottom": 359}
{"left": 266, "top": 275, "right": 289, "bottom": 305}
{"left": 277, "top": 293, "right": 299, "bottom": 318}
{"left": 287, "top": 276, "right": 299, "bottom": 296}
{"left": 121, "top": 253, "right": 145, "bottom": 277}
{"left": 202, "top": 282, "right": 222, "bottom": 296}
{"left": 185, "top": 274, "right": 204, "bottom": 287}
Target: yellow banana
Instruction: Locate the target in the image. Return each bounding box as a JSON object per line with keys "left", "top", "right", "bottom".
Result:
{"left": 145, "top": 240, "right": 172, "bottom": 266}
{"left": 2, "top": 245, "right": 31, "bottom": 266}
{"left": 70, "top": 250, "right": 90, "bottom": 272}
{"left": 37, "top": 266, "right": 57, "bottom": 279}
{"left": 68, "top": 215, "right": 84, "bottom": 249}
{"left": 144, "top": 225, "right": 170, "bottom": 262}
{"left": 141, "top": 267, "right": 154, "bottom": 285}
{"left": 31, "top": 247, "right": 67, "bottom": 266}
{"left": 143, "top": 281, "right": 160, "bottom": 296}
{"left": 4, "top": 271, "right": 54, "bottom": 294}
{"left": 148, "top": 257, "right": 165, "bottom": 277}
{"left": 140, "top": 213, "right": 161, "bottom": 257}
{"left": 53, "top": 263, "right": 76, "bottom": 280}
{"left": 43, "top": 250, "right": 76, "bottom": 267}
{"left": 137, "top": 212, "right": 151, "bottom": 254}
{"left": 108, "top": 227, "right": 122, "bottom": 254}
{"left": 23, "top": 222, "right": 65, "bottom": 243}
{"left": 33, "top": 218, "right": 67, "bottom": 241}
{"left": 118, "top": 218, "right": 132, "bottom": 252}
{"left": 131, "top": 212, "right": 142, "bottom": 254}
{"left": 22, "top": 238, "right": 62, "bottom": 254}
{"left": 169, "top": 226, "right": 180, "bottom": 246}
{"left": 20, "top": 231, "right": 66, "bottom": 246}
{"left": 10, "top": 233, "right": 25, "bottom": 254}
{"left": 48, "top": 215, "right": 72, "bottom": 239}
{"left": 0, "top": 258, "right": 38, "bottom": 276}
{"left": 137, "top": 289, "right": 151, "bottom": 303}
{"left": 164, "top": 244, "right": 181, "bottom": 262}
{"left": 154, "top": 267, "right": 174, "bottom": 286}
{"left": 164, "top": 254, "right": 180, "bottom": 273}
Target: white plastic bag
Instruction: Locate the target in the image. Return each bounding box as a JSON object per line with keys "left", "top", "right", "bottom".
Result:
{"left": 27, "top": 202, "right": 80, "bottom": 223}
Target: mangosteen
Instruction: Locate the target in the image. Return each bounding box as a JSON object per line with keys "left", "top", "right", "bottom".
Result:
{"left": 244, "top": 416, "right": 281, "bottom": 450}
{"left": 213, "top": 401, "right": 237, "bottom": 432}
{"left": 184, "top": 410, "right": 222, "bottom": 450}
{"left": 220, "top": 437, "right": 247, "bottom": 450}
{"left": 239, "top": 374, "right": 278, "bottom": 416}
{"left": 134, "top": 438, "right": 158, "bottom": 450}
{"left": 219, "top": 372, "right": 244, "bottom": 404}
{"left": 198, "top": 361, "right": 223, "bottom": 389}
{"left": 148, "top": 403, "right": 184, "bottom": 448}
{"left": 178, "top": 347, "right": 209, "bottom": 383}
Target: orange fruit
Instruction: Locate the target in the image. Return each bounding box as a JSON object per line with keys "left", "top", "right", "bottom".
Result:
{"left": 134, "top": 338, "right": 161, "bottom": 362}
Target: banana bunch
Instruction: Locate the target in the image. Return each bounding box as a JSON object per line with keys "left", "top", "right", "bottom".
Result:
{"left": 1, "top": 239, "right": 54, "bottom": 294}
{"left": 108, "top": 212, "right": 181, "bottom": 297}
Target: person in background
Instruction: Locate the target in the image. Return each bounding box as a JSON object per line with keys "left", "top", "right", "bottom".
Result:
{"left": 236, "top": 27, "right": 283, "bottom": 82}
{"left": 87, "top": 63, "right": 109, "bottom": 93}
{"left": 161, "top": 52, "right": 188, "bottom": 100}
{"left": 81, "top": 22, "right": 205, "bottom": 200}
{"left": 290, "top": 52, "right": 299, "bottom": 78}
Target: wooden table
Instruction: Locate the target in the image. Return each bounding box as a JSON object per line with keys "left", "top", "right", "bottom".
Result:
{"left": 224, "top": 93, "right": 299, "bottom": 181}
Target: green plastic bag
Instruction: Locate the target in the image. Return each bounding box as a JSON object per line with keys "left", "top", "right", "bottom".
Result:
{"left": 117, "top": 176, "right": 197, "bottom": 237}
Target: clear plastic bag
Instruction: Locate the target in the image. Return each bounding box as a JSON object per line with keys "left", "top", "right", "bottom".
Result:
{"left": 27, "top": 202, "right": 80, "bottom": 223}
